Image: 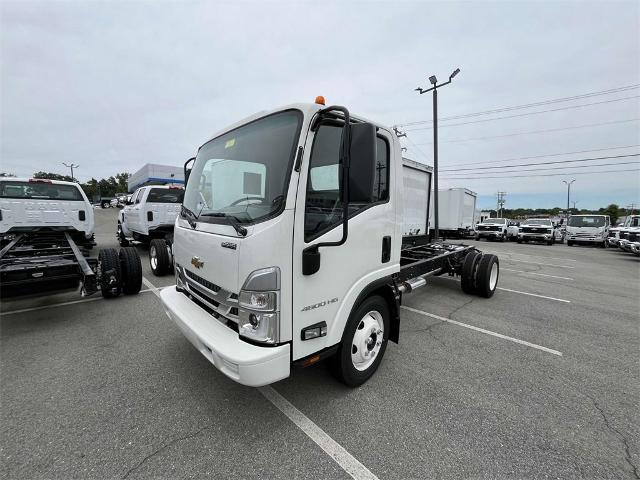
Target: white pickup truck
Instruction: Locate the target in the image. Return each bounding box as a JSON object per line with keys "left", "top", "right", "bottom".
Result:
{"left": 117, "top": 185, "right": 184, "bottom": 275}
{"left": 474, "top": 218, "right": 516, "bottom": 241}
{"left": 159, "top": 101, "right": 500, "bottom": 387}
{"left": 565, "top": 214, "right": 610, "bottom": 247}
{"left": 1, "top": 178, "right": 142, "bottom": 297}
{"left": 616, "top": 215, "right": 640, "bottom": 255}
{"left": 517, "top": 218, "right": 563, "bottom": 245}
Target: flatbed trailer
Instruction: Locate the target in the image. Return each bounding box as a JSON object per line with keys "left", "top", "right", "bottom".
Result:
{"left": 0, "top": 229, "right": 143, "bottom": 298}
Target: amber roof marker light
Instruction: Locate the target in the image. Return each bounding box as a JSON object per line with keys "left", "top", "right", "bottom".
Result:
{"left": 315, "top": 96, "right": 326, "bottom": 105}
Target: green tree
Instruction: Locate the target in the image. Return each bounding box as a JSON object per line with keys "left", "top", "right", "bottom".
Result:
{"left": 601, "top": 204, "right": 620, "bottom": 225}
{"left": 33, "top": 171, "right": 73, "bottom": 182}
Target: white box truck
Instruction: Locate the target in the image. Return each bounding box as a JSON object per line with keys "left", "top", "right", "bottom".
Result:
{"left": 160, "top": 101, "right": 500, "bottom": 388}
{"left": 436, "top": 188, "right": 477, "bottom": 238}
{"left": 401, "top": 158, "right": 432, "bottom": 241}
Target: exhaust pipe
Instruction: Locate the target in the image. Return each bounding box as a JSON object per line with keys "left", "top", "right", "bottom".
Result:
{"left": 398, "top": 268, "right": 442, "bottom": 293}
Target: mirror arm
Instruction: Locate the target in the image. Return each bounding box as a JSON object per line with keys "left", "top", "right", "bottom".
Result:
{"left": 184, "top": 157, "right": 195, "bottom": 186}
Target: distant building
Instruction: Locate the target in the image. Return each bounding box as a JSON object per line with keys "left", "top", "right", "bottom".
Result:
{"left": 128, "top": 163, "right": 184, "bottom": 192}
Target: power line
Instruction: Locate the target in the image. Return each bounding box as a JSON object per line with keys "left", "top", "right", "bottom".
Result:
{"left": 404, "top": 95, "right": 640, "bottom": 132}
{"left": 441, "top": 168, "right": 640, "bottom": 180}
{"left": 404, "top": 135, "right": 432, "bottom": 163}
{"left": 440, "top": 153, "right": 639, "bottom": 172}
{"left": 440, "top": 144, "right": 640, "bottom": 169}
{"left": 397, "top": 84, "right": 640, "bottom": 127}
{"left": 414, "top": 118, "right": 640, "bottom": 145}
{"left": 443, "top": 160, "right": 639, "bottom": 177}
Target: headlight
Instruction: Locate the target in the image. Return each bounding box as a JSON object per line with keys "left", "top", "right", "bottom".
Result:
{"left": 238, "top": 267, "right": 281, "bottom": 344}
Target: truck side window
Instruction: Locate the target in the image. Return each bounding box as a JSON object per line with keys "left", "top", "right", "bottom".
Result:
{"left": 135, "top": 188, "right": 144, "bottom": 204}
{"left": 304, "top": 124, "right": 389, "bottom": 241}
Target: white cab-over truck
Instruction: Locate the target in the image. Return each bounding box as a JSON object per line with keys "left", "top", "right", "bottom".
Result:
{"left": 117, "top": 185, "right": 184, "bottom": 275}
{"left": 1, "top": 178, "right": 142, "bottom": 298}
{"left": 565, "top": 214, "right": 609, "bottom": 247}
{"left": 160, "top": 102, "right": 500, "bottom": 387}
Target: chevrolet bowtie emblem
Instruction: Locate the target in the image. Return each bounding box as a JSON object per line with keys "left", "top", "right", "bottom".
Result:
{"left": 191, "top": 256, "right": 204, "bottom": 269}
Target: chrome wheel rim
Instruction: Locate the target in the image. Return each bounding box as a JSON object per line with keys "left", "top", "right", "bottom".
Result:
{"left": 150, "top": 245, "right": 157, "bottom": 269}
{"left": 351, "top": 311, "right": 384, "bottom": 371}
{"left": 489, "top": 262, "right": 499, "bottom": 290}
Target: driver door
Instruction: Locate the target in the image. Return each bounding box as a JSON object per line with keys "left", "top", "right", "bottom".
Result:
{"left": 291, "top": 123, "right": 399, "bottom": 361}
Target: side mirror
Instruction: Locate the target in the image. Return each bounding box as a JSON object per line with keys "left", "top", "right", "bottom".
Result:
{"left": 347, "top": 122, "right": 377, "bottom": 203}
{"left": 184, "top": 157, "right": 195, "bottom": 187}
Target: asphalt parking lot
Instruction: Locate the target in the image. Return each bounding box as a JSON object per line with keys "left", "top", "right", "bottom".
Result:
{"left": 1, "top": 208, "right": 639, "bottom": 479}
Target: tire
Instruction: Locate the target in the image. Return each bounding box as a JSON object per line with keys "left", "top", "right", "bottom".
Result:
{"left": 600, "top": 241, "right": 607, "bottom": 248}
{"left": 98, "top": 248, "right": 121, "bottom": 298}
{"left": 474, "top": 235, "right": 480, "bottom": 241}
{"left": 461, "top": 251, "right": 481, "bottom": 295}
{"left": 500, "top": 233, "right": 506, "bottom": 242}
{"left": 517, "top": 238, "right": 522, "bottom": 244}
{"left": 332, "top": 295, "right": 390, "bottom": 387}
{"left": 567, "top": 241, "right": 573, "bottom": 247}
{"left": 119, "top": 247, "right": 142, "bottom": 295}
{"left": 547, "top": 239, "right": 553, "bottom": 246}
{"left": 101, "top": 201, "right": 109, "bottom": 209}
{"left": 149, "top": 239, "right": 171, "bottom": 276}
{"left": 475, "top": 254, "right": 499, "bottom": 298}
{"left": 117, "top": 222, "right": 129, "bottom": 247}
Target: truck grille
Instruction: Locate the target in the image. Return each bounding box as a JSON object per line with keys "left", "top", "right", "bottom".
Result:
{"left": 179, "top": 266, "right": 239, "bottom": 322}
{"left": 521, "top": 227, "right": 549, "bottom": 234}
{"left": 620, "top": 232, "right": 629, "bottom": 240}
{"left": 478, "top": 225, "right": 500, "bottom": 231}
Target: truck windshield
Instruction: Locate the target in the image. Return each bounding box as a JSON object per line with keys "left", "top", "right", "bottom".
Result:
{"left": 568, "top": 216, "right": 605, "bottom": 227}
{"left": 0, "top": 181, "right": 84, "bottom": 201}
{"left": 183, "top": 110, "right": 302, "bottom": 224}
{"left": 524, "top": 219, "right": 551, "bottom": 225}
{"left": 482, "top": 218, "right": 506, "bottom": 224}
{"left": 148, "top": 188, "right": 184, "bottom": 203}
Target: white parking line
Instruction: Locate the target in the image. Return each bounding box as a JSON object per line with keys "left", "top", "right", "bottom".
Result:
{"left": 143, "top": 275, "right": 377, "bottom": 480}
{"left": 435, "top": 276, "right": 571, "bottom": 303}
{"left": 0, "top": 289, "right": 153, "bottom": 316}
{"left": 259, "top": 386, "right": 379, "bottom": 480}
{"left": 498, "top": 287, "right": 571, "bottom": 303}
{"left": 142, "top": 277, "right": 161, "bottom": 297}
{"left": 501, "top": 268, "right": 574, "bottom": 281}
{"left": 484, "top": 251, "right": 578, "bottom": 262}
{"left": 502, "top": 258, "right": 575, "bottom": 269}
{"left": 401, "top": 306, "right": 563, "bottom": 356}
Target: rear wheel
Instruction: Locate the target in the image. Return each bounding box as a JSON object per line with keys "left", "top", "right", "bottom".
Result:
{"left": 119, "top": 247, "right": 142, "bottom": 294}
{"left": 567, "top": 240, "right": 574, "bottom": 246}
{"left": 332, "top": 295, "right": 389, "bottom": 387}
{"left": 517, "top": 238, "right": 522, "bottom": 244}
{"left": 461, "top": 251, "right": 481, "bottom": 295}
{"left": 149, "top": 239, "right": 171, "bottom": 276}
{"left": 475, "top": 254, "right": 499, "bottom": 298}
{"left": 98, "top": 248, "right": 121, "bottom": 298}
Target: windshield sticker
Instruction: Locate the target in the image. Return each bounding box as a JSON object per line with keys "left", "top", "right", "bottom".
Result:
{"left": 225, "top": 138, "right": 236, "bottom": 149}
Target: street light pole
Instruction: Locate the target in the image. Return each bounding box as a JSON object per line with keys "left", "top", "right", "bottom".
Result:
{"left": 62, "top": 163, "right": 79, "bottom": 182}
{"left": 562, "top": 179, "right": 575, "bottom": 219}
{"left": 416, "top": 68, "right": 460, "bottom": 242}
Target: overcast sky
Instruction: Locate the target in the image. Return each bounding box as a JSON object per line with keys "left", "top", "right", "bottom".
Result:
{"left": 1, "top": 0, "right": 639, "bottom": 209}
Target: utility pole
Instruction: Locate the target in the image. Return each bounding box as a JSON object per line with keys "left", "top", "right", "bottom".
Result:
{"left": 562, "top": 179, "right": 575, "bottom": 220}
{"left": 627, "top": 203, "right": 637, "bottom": 215}
{"left": 496, "top": 191, "right": 506, "bottom": 218}
{"left": 62, "top": 163, "right": 79, "bottom": 182}
{"left": 415, "top": 67, "right": 460, "bottom": 241}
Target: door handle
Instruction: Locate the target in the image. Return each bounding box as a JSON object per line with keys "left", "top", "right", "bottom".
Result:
{"left": 381, "top": 236, "right": 391, "bottom": 263}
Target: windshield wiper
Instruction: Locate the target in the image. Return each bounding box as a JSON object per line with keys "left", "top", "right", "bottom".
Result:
{"left": 201, "top": 212, "right": 248, "bottom": 237}
{"left": 180, "top": 205, "right": 198, "bottom": 228}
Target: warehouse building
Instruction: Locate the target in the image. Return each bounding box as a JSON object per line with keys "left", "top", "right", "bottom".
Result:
{"left": 127, "top": 163, "right": 184, "bottom": 192}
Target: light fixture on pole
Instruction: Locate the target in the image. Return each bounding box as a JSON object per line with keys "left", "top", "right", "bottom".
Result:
{"left": 562, "top": 179, "right": 575, "bottom": 220}
{"left": 62, "top": 163, "right": 80, "bottom": 182}
{"left": 415, "top": 67, "right": 461, "bottom": 241}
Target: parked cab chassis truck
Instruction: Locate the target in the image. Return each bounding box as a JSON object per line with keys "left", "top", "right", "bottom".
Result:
{"left": 0, "top": 178, "right": 143, "bottom": 299}
{"left": 160, "top": 101, "right": 500, "bottom": 387}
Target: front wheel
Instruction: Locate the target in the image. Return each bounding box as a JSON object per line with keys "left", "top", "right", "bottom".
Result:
{"left": 149, "top": 239, "right": 171, "bottom": 276}
{"left": 332, "top": 295, "right": 390, "bottom": 387}
{"left": 98, "top": 248, "right": 122, "bottom": 298}
{"left": 117, "top": 223, "right": 129, "bottom": 247}
{"left": 567, "top": 240, "right": 574, "bottom": 247}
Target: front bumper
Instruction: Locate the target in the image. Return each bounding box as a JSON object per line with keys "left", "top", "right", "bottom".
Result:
{"left": 476, "top": 231, "right": 503, "bottom": 238}
{"left": 160, "top": 287, "right": 290, "bottom": 387}
{"left": 566, "top": 235, "right": 605, "bottom": 243}
{"left": 519, "top": 233, "right": 552, "bottom": 241}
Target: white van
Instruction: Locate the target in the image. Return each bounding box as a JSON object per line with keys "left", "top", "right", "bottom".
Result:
{"left": 566, "top": 215, "right": 610, "bottom": 247}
